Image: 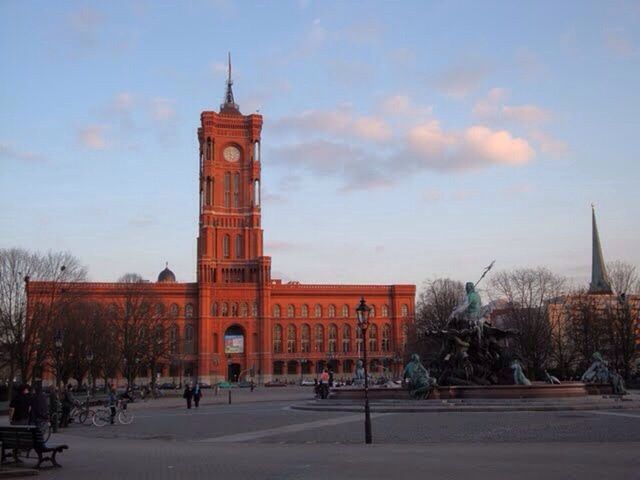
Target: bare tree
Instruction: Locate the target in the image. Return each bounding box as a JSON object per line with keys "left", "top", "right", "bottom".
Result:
{"left": 490, "top": 268, "right": 566, "bottom": 379}
{"left": 607, "top": 261, "right": 639, "bottom": 295}
{"left": 415, "top": 278, "right": 465, "bottom": 332}
{"left": 109, "top": 275, "right": 165, "bottom": 389}
{"left": 0, "top": 248, "right": 86, "bottom": 392}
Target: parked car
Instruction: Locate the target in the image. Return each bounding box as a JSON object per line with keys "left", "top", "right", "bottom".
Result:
{"left": 159, "top": 382, "right": 177, "bottom": 390}
{"left": 198, "top": 382, "right": 212, "bottom": 389}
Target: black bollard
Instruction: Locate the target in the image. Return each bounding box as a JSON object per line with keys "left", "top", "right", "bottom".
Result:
{"left": 228, "top": 389, "right": 231, "bottom": 404}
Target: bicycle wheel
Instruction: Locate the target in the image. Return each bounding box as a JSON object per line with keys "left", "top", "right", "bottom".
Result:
{"left": 79, "top": 409, "right": 94, "bottom": 424}
{"left": 39, "top": 421, "right": 52, "bottom": 443}
{"left": 118, "top": 410, "right": 134, "bottom": 425}
{"left": 92, "top": 408, "right": 110, "bottom": 427}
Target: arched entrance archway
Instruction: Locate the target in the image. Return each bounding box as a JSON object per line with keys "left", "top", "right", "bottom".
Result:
{"left": 224, "top": 324, "right": 245, "bottom": 382}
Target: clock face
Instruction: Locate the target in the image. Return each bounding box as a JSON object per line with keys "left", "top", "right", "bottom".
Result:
{"left": 223, "top": 146, "right": 241, "bottom": 162}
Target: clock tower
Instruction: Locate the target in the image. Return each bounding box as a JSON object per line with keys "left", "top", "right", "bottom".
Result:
{"left": 196, "top": 55, "right": 272, "bottom": 380}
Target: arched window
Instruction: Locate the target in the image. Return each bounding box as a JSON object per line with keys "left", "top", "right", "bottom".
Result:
{"left": 301, "top": 324, "right": 310, "bottom": 353}
{"left": 301, "top": 304, "right": 309, "bottom": 317}
{"left": 382, "top": 305, "right": 389, "bottom": 317}
{"left": 382, "top": 324, "right": 391, "bottom": 352}
{"left": 169, "top": 324, "right": 179, "bottom": 354}
{"left": 356, "top": 326, "right": 363, "bottom": 353}
{"left": 252, "top": 302, "right": 258, "bottom": 317}
{"left": 223, "top": 235, "right": 230, "bottom": 258}
{"left": 369, "top": 324, "right": 378, "bottom": 352}
{"left": 154, "top": 303, "right": 165, "bottom": 317}
{"left": 314, "top": 304, "right": 322, "bottom": 318}
{"left": 211, "top": 302, "right": 218, "bottom": 316}
{"left": 328, "top": 324, "right": 337, "bottom": 353}
{"left": 342, "top": 324, "right": 351, "bottom": 353}
{"left": 287, "top": 324, "right": 296, "bottom": 353}
{"left": 170, "top": 303, "right": 179, "bottom": 317}
{"left": 239, "top": 302, "right": 248, "bottom": 317}
{"left": 236, "top": 235, "right": 243, "bottom": 259}
{"left": 185, "top": 303, "right": 194, "bottom": 318}
{"left": 273, "top": 304, "right": 281, "bottom": 318}
{"left": 287, "top": 304, "right": 295, "bottom": 318}
{"left": 206, "top": 137, "right": 212, "bottom": 161}
{"left": 314, "top": 324, "right": 324, "bottom": 353}
{"left": 221, "top": 302, "right": 228, "bottom": 317}
{"left": 273, "top": 324, "right": 282, "bottom": 353}
{"left": 342, "top": 304, "right": 349, "bottom": 318}
{"left": 224, "top": 172, "right": 231, "bottom": 207}
{"left": 328, "top": 305, "right": 336, "bottom": 318}
{"left": 185, "top": 324, "right": 194, "bottom": 341}
{"left": 230, "top": 303, "right": 238, "bottom": 317}
{"left": 401, "top": 304, "right": 409, "bottom": 317}
{"left": 233, "top": 172, "right": 240, "bottom": 208}
{"left": 370, "top": 305, "right": 376, "bottom": 318}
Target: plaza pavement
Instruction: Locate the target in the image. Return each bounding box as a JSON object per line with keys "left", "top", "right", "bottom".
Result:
{"left": 1, "top": 387, "right": 639, "bottom": 479}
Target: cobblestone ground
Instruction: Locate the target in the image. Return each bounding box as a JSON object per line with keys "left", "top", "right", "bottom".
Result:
{"left": 2, "top": 388, "right": 639, "bottom": 479}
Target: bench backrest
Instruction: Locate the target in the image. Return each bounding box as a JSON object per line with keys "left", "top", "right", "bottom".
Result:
{"left": 0, "top": 426, "right": 37, "bottom": 449}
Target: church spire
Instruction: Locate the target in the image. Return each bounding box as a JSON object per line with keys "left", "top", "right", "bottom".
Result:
{"left": 589, "top": 204, "right": 613, "bottom": 294}
{"left": 220, "top": 52, "right": 240, "bottom": 114}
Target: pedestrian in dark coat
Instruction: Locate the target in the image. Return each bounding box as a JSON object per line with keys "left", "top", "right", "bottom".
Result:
{"left": 192, "top": 383, "right": 202, "bottom": 408}
{"left": 183, "top": 384, "right": 193, "bottom": 409}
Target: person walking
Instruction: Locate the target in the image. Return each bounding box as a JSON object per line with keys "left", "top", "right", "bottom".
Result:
{"left": 320, "top": 369, "right": 330, "bottom": 399}
{"left": 60, "top": 384, "right": 75, "bottom": 427}
{"left": 183, "top": 383, "right": 193, "bottom": 409}
{"left": 9, "top": 384, "right": 31, "bottom": 425}
{"left": 108, "top": 385, "right": 117, "bottom": 425}
{"left": 192, "top": 383, "right": 202, "bottom": 408}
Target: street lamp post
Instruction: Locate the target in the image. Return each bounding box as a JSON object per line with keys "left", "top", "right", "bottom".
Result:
{"left": 86, "top": 350, "right": 94, "bottom": 395}
{"left": 54, "top": 330, "right": 63, "bottom": 389}
{"left": 356, "top": 297, "right": 372, "bottom": 444}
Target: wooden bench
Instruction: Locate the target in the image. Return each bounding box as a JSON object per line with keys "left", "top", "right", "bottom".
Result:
{"left": 0, "top": 425, "right": 68, "bottom": 468}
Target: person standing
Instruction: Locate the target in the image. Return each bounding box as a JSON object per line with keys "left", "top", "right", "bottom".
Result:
{"left": 108, "top": 385, "right": 117, "bottom": 425}
{"left": 183, "top": 383, "right": 193, "bottom": 409}
{"left": 29, "top": 385, "right": 49, "bottom": 429}
{"left": 9, "top": 384, "right": 31, "bottom": 425}
{"left": 60, "top": 384, "right": 75, "bottom": 427}
{"left": 192, "top": 383, "right": 202, "bottom": 408}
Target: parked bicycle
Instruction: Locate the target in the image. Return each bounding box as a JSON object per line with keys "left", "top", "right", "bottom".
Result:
{"left": 92, "top": 399, "right": 133, "bottom": 427}
{"left": 70, "top": 397, "right": 95, "bottom": 425}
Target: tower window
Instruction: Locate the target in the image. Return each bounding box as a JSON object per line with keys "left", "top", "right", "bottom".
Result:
{"left": 233, "top": 173, "right": 240, "bottom": 208}
{"left": 223, "top": 234, "right": 230, "bottom": 258}
{"left": 206, "top": 138, "right": 212, "bottom": 161}
{"left": 236, "top": 235, "right": 243, "bottom": 259}
{"left": 224, "top": 172, "right": 231, "bottom": 207}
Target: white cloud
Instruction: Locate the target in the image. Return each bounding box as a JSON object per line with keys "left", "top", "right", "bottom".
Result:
{"left": 78, "top": 125, "right": 108, "bottom": 150}
{"left": 272, "top": 107, "right": 392, "bottom": 143}
{"left": 380, "top": 94, "right": 432, "bottom": 118}
{"left": 406, "top": 122, "right": 534, "bottom": 170}
{"left": 0, "top": 142, "right": 46, "bottom": 163}
{"left": 529, "top": 130, "right": 569, "bottom": 157}
{"left": 433, "top": 63, "right": 489, "bottom": 99}
{"left": 150, "top": 98, "right": 176, "bottom": 123}
{"left": 502, "top": 105, "right": 551, "bottom": 124}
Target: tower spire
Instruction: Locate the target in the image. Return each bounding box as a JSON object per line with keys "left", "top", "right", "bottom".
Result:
{"left": 220, "top": 52, "right": 239, "bottom": 113}
{"left": 589, "top": 204, "right": 613, "bottom": 294}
